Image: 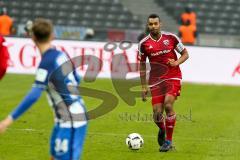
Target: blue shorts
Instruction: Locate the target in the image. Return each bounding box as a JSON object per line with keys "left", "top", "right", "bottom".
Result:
{"left": 50, "top": 123, "right": 87, "bottom": 160}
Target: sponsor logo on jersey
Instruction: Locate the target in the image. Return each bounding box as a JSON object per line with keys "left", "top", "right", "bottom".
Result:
{"left": 150, "top": 49, "right": 171, "bottom": 56}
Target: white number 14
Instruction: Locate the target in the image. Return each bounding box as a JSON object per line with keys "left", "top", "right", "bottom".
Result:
{"left": 55, "top": 139, "right": 69, "bottom": 153}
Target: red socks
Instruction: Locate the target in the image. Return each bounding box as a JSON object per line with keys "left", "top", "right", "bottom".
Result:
{"left": 154, "top": 114, "right": 176, "bottom": 141}
{"left": 158, "top": 120, "right": 165, "bottom": 132}
{"left": 165, "top": 114, "right": 176, "bottom": 141}
{"left": 154, "top": 114, "right": 165, "bottom": 132}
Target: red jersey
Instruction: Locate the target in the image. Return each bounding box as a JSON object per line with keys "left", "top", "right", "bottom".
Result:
{"left": 138, "top": 31, "right": 185, "bottom": 84}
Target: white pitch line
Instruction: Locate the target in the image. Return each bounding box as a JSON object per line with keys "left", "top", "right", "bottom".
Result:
{"left": 7, "top": 128, "right": 46, "bottom": 132}
{"left": 7, "top": 128, "right": 240, "bottom": 143}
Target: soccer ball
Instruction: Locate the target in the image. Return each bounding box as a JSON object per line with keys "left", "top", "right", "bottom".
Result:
{"left": 126, "top": 133, "right": 144, "bottom": 150}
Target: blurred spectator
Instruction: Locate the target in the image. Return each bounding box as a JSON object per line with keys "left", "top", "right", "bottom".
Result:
{"left": 138, "top": 32, "right": 146, "bottom": 42}
{"left": 180, "top": 7, "right": 196, "bottom": 27}
{"left": 85, "top": 28, "right": 95, "bottom": 40}
{"left": 137, "top": 25, "right": 149, "bottom": 42}
{"left": 0, "top": 7, "right": 13, "bottom": 36}
{"left": 24, "top": 20, "right": 33, "bottom": 37}
{"left": 178, "top": 20, "right": 197, "bottom": 45}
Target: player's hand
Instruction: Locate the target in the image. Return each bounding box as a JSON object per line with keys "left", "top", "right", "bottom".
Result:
{"left": 141, "top": 86, "right": 148, "bottom": 102}
{"left": 0, "top": 116, "right": 13, "bottom": 134}
{"left": 167, "top": 59, "right": 179, "bottom": 67}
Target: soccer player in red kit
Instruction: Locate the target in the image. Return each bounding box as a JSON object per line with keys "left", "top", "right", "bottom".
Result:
{"left": 139, "top": 14, "right": 189, "bottom": 152}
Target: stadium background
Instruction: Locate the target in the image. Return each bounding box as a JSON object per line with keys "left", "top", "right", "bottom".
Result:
{"left": 0, "top": 0, "right": 240, "bottom": 159}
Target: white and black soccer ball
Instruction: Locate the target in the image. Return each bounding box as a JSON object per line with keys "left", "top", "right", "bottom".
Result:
{"left": 126, "top": 133, "right": 144, "bottom": 150}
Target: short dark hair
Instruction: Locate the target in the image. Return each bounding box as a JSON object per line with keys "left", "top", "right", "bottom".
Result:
{"left": 32, "top": 18, "right": 53, "bottom": 43}
{"left": 148, "top": 14, "right": 161, "bottom": 22}
{"left": 185, "top": 7, "right": 191, "bottom": 13}
{"left": 0, "top": 7, "right": 7, "bottom": 15}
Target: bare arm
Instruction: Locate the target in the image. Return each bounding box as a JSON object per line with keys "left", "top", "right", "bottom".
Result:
{"left": 177, "top": 49, "right": 189, "bottom": 65}
{"left": 140, "top": 60, "right": 148, "bottom": 101}
{"left": 168, "top": 49, "right": 189, "bottom": 67}
{"left": 140, "top": 60, "right": 147, "bottom": 87}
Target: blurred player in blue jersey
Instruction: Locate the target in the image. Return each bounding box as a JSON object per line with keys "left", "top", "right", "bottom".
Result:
{"left": 0, "top": 18, "right": 87, "bottom": 160}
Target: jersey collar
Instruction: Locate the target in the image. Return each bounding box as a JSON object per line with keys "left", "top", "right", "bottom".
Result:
{"left": 149, "top": 33, "right": 162, "bottom": 42}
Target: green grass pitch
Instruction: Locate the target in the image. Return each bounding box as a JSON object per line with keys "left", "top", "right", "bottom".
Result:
{"left": 0, "top": 74, "right": 240, "bottom": 160}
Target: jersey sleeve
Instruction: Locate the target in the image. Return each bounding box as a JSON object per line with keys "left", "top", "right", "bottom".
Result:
{"left": 33, "top": 59, "right": 52, "bottom": 89}
{"left": 138, "top": 42, "right": 147, "bottom": 62}
{"left": 10, "top": 86, "right": 43, "bottom": 120}
{"left": 172, "top": 34, "right": 185, "bottom": 53}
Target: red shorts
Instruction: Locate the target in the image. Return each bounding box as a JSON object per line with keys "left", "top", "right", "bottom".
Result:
{"left": 150, "top": 80, "right": 181, "bottom": 105}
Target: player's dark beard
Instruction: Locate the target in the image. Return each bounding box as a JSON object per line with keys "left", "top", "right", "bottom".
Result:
{"left": 150, "top": 29, "right": 161, "bottom": 40}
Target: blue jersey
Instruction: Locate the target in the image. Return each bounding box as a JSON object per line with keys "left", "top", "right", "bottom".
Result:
{"left": 34, "top": 48, "right": 87, "bottom": 127}
{"left": 10, "top": 47, "right": 88, "bottom": 159}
